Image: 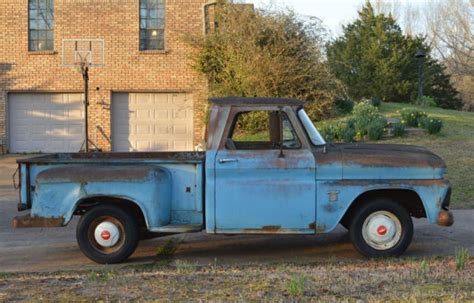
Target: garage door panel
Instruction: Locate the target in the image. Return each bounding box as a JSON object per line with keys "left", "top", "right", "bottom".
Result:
{"left": 9, "top": 93, "right": 84, "bottom": 153}
{"left": 112, "top": 93, "right": 193, "bottom": 152}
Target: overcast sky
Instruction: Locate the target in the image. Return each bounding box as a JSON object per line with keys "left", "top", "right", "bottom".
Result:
{"left": 250, "top": 0, "right": 434, "bottom": 36}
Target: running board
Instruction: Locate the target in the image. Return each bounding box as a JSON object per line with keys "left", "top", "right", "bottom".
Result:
{"left": 151, "top": 224, "right": 203, "bottom": 233}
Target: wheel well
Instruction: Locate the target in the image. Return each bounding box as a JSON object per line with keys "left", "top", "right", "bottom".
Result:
{"left": 74, "top": 197, "right": 147, "bottom": 229}
{"left": 341, "top": 189, "right": 426, "bottom": 226}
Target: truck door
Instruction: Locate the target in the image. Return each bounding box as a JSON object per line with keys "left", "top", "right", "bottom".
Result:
{"left": 214, "top": 108, "right": 316, "bottom": 233}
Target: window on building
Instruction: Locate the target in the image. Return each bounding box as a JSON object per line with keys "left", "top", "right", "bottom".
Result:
{"left": 139, "top": 0, "right": 165, "bottom": 51}
{"left": 29, "top": 0, "right": 54, "bottom": 51}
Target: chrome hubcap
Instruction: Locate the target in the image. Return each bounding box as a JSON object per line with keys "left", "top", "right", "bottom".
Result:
{"left": 362, "top": 211, "right": 402, "bottom": 250}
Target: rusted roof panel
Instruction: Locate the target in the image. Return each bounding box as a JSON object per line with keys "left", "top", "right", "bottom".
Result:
{"left": 209, "top": 97, "right": 304, "bottom": 106}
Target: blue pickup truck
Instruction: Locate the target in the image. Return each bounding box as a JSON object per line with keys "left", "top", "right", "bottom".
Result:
{"left": 13, "top": 97, "right": 453, "bottom": 263}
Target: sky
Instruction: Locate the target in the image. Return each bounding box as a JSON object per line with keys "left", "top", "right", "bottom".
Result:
{"left": 250, "top": 0, "right": 433, "bottom": 36}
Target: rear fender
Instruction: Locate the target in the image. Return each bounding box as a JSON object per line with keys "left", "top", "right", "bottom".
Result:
{"left": 30, "top": 166, "right": 171, "bottom": 228}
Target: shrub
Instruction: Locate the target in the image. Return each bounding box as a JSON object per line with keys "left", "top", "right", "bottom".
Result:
{"left": 400, "top": 109, "right": 428, "bottom": 127}
{"left": 367, "top": 118, "right": 386, "bottom": 140}
{"left": 371, "top": 96, "right": 382, "bottom": 107}
{"left": 392, "top": 123, "right": 406, "bottom": 137}
{"left": 335, "top": 98, "right": 354, "bottom": 114}
{"left": 419, "top": 117, "right": 443, "bottom": 134}
{"left": 352, "top": 101, "right": 385, "bottom": 138}
{"left": 235, "top": 111, "right": 268, "bottom": 134}
{"left": 416, "top": 96, "right": 436, "bottom": 107}
{"left": 319, "top": 124, "right": 336, "bottom": 143}
{"left": 334, "top": 121, "right": 356, "bottom": 143}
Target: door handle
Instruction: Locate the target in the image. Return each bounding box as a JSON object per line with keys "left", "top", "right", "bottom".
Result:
{"left": 218, "top": 158, "right": 238, "bottom": 164}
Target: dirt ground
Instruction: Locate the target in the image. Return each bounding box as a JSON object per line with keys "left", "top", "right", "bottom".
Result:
{"left": 0, "top": 155, "right": 473, "bottom": 300}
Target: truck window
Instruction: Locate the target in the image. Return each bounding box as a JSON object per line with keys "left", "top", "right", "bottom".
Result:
{"left": 226, "top": 111, "right": 301, "bottom": 150}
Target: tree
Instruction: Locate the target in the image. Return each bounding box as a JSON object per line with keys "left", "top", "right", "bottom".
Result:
{"left": 424, "top": 0, "right": 473, "bottom": 110}
{"left": 189, "top": 1, "right": 344, "bottom": 121}
{"left": 326, "top": 1, "right": 462, "bottom": 109}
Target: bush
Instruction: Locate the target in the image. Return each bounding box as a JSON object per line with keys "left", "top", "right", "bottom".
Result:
{"left": 416, "top": 96, "right": 436, "bottom": 107}
{"left": 367, "top": 118, "right": 386, "bottom": 140}
{"left": 400, "top": 109, "right": 428, "bottom": 127}
{"left": 319, "top": 124, "right": 336, "bottom": 143}
{"left": 335, "top": 98, "right": 354, "bottom": 114}
{"left": 392, "top": 123, "right": 406, "bottom": 137}
{"left": 371, "top": 96, "right": 382, "bottom": 107}
{"left": 352, "top": 101, "right": 385, "bottom": 138}
{"left": 319, "top": 120, "right": 356, "bottom": 143}
{"left": 236, "top": 111, "right": 268, "bottom": 134}
{"left": 334, "top": 121, "right": 356, "bottom": 143}
{"left": 419, "top": 117, "right": 443, "bottom": 134}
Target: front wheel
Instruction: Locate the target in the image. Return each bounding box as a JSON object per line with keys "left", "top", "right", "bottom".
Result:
{"left": 349, "top": 199, "right": 413, "bottom": 257}
{"left": 76, "top": 204, "right": 139, "bottom": 264}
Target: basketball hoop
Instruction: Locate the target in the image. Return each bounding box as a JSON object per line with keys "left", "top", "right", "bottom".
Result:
{"left": 62, "top": 39, "right": 104, "bottom": 153}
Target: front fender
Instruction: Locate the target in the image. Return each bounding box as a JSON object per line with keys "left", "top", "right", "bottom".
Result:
{"left": 316, "top": 179, "right": 451, "bottom": 233}
{"left": 30, "top": 166, "right": 171, "bottom": 228}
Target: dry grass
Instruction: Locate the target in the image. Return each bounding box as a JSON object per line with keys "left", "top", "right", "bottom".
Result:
{"left": 0, "top": 257, "right": 472, "bottom": 301}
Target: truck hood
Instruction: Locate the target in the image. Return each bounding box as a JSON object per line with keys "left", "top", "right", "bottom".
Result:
{"left": 316, "top": 143, "right": 447, "bottom": 180}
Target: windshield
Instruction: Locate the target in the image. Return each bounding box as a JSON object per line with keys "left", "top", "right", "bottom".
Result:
{"left": 297, "top": 109, "right": 326, "bottom": 146}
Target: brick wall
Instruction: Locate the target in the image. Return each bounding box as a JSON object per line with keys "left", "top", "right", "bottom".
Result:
{"left": 0, "top": 0, "right": 210, "bottom": 153}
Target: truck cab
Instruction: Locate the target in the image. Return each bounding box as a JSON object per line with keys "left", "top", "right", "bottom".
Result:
{"left": 13, "top": 97, "right": 454, "bottom": 264}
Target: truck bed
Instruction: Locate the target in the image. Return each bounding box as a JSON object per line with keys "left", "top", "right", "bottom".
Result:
{"left": 16, "top": 152, "right": 206, "bottom": 230}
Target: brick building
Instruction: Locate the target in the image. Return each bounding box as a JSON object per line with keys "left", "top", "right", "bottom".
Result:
{"left": 0, "top": 0, "right": 213, "bottom": 153}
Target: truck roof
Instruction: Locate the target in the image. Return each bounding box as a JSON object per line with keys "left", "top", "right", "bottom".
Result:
{"left": 209, "top": 97, "right": 304, "bottom": 107}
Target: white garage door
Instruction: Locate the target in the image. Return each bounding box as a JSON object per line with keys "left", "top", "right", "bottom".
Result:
{"left": 111, "top": 93, "right": 194, "bottom": 152}
{"left": 8, "top": 93, "right": 84, "bottom": 153}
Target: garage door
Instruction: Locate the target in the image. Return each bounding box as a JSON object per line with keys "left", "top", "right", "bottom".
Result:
{"left": 8, "top": 93, "right": 84, "bottom": 153}
{"left": 111, "top": 93, "right": 194, "bottom": 152}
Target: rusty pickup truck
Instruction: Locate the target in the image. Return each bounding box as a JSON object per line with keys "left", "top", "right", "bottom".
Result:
{"left": 13, "top": 97, "right": 454, "bottom": 263}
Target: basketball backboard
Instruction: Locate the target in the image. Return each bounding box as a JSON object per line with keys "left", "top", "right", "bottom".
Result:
{"left": 62, "top": 39, "right": 105, "bottom": 67}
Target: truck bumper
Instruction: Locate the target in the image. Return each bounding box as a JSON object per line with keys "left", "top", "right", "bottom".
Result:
{"left": 437, "top": 210, "right": 454, "bottom": 227}
{"left": 12, "top": 215, "right": 64, "bottom": 228}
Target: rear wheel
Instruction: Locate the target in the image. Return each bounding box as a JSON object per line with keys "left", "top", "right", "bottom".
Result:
{"left": 349, "top": 199, "right": 413, "bottom": 257}
{"left": 76, "top": 204, "right": 139, "bottom": 264}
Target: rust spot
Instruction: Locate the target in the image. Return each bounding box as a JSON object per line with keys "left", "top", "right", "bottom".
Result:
{"left": 328, "top": 179, "right": 448, "bottom": 187}
{"left": 18, "top": 152, "right": 205, "bottom": 165}
{"left": 262, "top": 225, "right": 281, "bottom": 231}
{"left": 12, "top": 215, "right": 63, "bottom": 228}
{"left": 36, "top": 166, "right": 166, "bottom": 183}
{"left": 316, "top": 224, "right": 326, "bottom": 233}
{"left": 316, "top": 143, "right": 446, "bottom": 168}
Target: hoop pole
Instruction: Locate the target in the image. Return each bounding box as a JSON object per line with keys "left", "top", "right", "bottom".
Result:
{"left": 82, "top": 66, "right": 89, "bottom": 152}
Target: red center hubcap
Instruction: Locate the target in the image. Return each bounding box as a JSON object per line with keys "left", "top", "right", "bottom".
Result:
{"left": 377, "top": 225, "right": 387, "bottom": 235}
{"left": 101, "top": 230, "right": 111, "bottom": 240}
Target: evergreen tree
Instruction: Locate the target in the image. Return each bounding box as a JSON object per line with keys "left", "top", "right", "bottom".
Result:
{"left": 326, "top": 1, "right": 461, "bottom": 109}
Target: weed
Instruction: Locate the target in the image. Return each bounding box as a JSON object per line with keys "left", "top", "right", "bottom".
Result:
{"left": 412, "top": 258, "right": 428, "bottom": 279}
{"left": 174, "top": 260, "right": 198, "bottom": 274}
{"left": 0, "top": 272, "right": 14, "bottom": 279}
{"left": 156, "top": 239, "right": 179, "bottom": 258}
{"left": 455, "top": 248, "right": 470, "bottom": 271}
{"left": 87, "top": 270, "right": 116, "bottom": 282}
{"left": 287, "top": 274, "right": 306, "bottom": 297}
